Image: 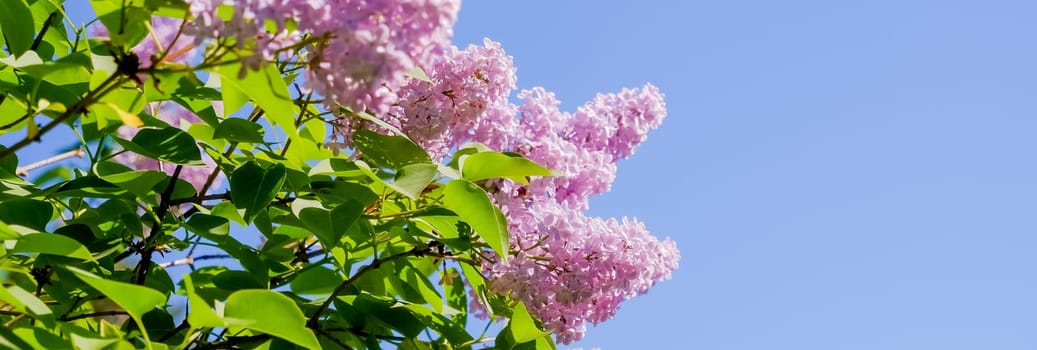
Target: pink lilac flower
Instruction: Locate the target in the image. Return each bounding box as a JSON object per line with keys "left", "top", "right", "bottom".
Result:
{"left": 184, "top": 0, "right": 460, "bottom": 115}
{"left": 462, "top": 84, "right": 675, "bottom": 343}
{"left": 391, "top": 38, "right": 517, "bottom": 160}
{"left": 568, "top": 84, "right": 667, "bottom": 160}
{"left": 116, "top": 103, "right": 220, "bottom": 192}
{"left": 480, "top": 198, "right": 680, "bottom": 344}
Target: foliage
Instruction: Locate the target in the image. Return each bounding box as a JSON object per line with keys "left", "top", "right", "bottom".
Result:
{"left": 0, "top": 0, "right": 679, "bottom": 349}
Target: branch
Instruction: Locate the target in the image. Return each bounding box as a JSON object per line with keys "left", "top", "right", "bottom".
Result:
{"left": 0, "top": 73, "right": 126, "bottom": 160}
{"left": 61, "top": 310, "right": 129, "bottom": 322}
{"left": 170, "top": 191, "right": 230, "bottom": 205}
{"left": 134, "top": 165, "right": 183, "bottom": 284}
{"left": 29, "top": 13, "right": 58, "bottom": 52}
{"left": 194, "top": 335, "right": 269, "bottom": 350}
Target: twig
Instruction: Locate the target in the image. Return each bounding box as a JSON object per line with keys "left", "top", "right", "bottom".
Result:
{"left": 170, "top": 192, "right": 230, "bottom": 205}
{"left": 29, "top": 13, "right": 58, "bottom": 52}
{"left": 15, "top": 148, "right": 84, "bottom": 176}
{"left": 193, "top": 334, "right": 269, "bottom": 350}
{"left": 159, "top": 254, "right": 234, "bottom": 268}
{"left": 61, "top": 310, "right": 128, "bottom": 322}
{"left": 134, "top": 165, "right": 183, "bottom": 284}
{"left": 3, "top": 313, "right": 29, "bottom": 327}
{"left": 0, "top": 73, "right": 126, "bottom": 160}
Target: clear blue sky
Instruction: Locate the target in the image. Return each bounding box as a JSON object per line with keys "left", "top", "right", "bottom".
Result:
{"left": 452, "top": 1, "right": 1037, "bottom": 349}
{"left": 19, "top": 1, "right": 1037, "bottom": 349}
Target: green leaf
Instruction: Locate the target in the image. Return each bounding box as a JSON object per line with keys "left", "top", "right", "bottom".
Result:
{"left": 351, "top": 295, "right": 426, "bottom": 338}
{"left": 67, "top": 267, "right": 166, "bottom": 345}
{"left": 292, "top": 199, "right": 362, "bottom": 248}
{"left": 386, "top": 163, "right": 437, "bottom": 199}
{"left": 11, "top": 233, "right": 93, "bottom": 260}
{"left": 289, "top": 266, "right": 342, "bottom": 295}
{"left": 11, "top": 328, "right": 71, "bottom": 350}
{"left": 412, "top": 210, "right": 472, "bottom": 251}
{"left": 230, "top": 161, "right": 286, "bottom": 222}
{"left": 0, "top": 51, "right": 41, "bottom": 68}
{"left": 461, "top": 151, "right": 555, "bottom": 184}
{"left": 0, "top": 326, "right": 35, "bottom": 350}
{"left": 211, "top": 201, "right": 245, "bottom": 226}
{"left": 95, "top": 161, "right": 169, "bottom": 198}
{"left": 398, "top": 262, "right": 443, "bottom": 312}
{"left": 214, "top": 118, "right": 264, "bottom": 143}
{"left": 0, "top": 284, "right": 55, "bottom": 327}
{"left": 0, "top": 0, "right": 34, "bottom": 57}
{"left": 509, "top": 302, "right": 548, "bottom": 344}
{"left": 218, "top": 74, "right": 248, "bottom": 116}
{"left": 442, "top": 180, "right": 509, "bottom": 260}
{"left": 116, "top": 127, "right": 204, "bottom": 165}
{"left": 182, "top": 274, "right": 223, "bottom": 328}
{"left": 308, "top": 158, "right": 367, "bottom": 177}
{"left": 222, "top": 290, "right": 320, "bottom": 349}
{"left": 184, "top": 214, "right": 230, "bottom": 237}
{"left": 214, "top": 62, "right": 297, "bottom": 139}
{"left": 67, "top": 267, "right": 166, "bottom": 320}
{"left": 90, "top": 0, "right": 150, "bottom": 47}
{"left": 312, "top": 180, "right": 379, "bottom": 208}
{"left": 443, "top": 267, "right": 466, "bottom": 324}
{"left": 0, "top": 198, "right": 52, "bottom": 231}
{"left": 353, "top": 129, "right": 431, "bottom": 170}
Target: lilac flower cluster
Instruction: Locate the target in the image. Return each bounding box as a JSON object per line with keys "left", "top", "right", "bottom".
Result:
{"left": 185, "top": 0, "right": 459, "bottom": 115}
{"left": 469, "top": 83, "right": 678, "bottom": 344}
{"left": 388, "top": 38, "right": 517, "bottom": 160}
{"left": 368, "top": 35, "right": 678, "bottom": 342}
{"left": 482, "top": 200, "right": 680, "bottom": 344}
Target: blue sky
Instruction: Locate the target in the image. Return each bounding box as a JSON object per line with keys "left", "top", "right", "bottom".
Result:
{"left": 15, "top": 1, "right": 1037, "bottom": 349}
{"left": 452, "top": 1, "right": 1037, "bottom": 349}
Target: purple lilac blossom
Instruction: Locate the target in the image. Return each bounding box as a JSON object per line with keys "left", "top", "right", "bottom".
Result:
{"left": 462, "top": 84, "right": 676, "bottom": 344}
{"left": 390, "top": 38, "right": 517, "bottom": 160}
{"left": 184, "top": 0, "right": 459, "bottom": 115}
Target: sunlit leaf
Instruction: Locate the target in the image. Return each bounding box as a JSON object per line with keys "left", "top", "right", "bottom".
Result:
{"left": 442, "top": 180, "right": 509, "bottom": 260}
{"left": 0, "top": 0, "right": 34, "bottom": 57}
{"left": 461, "top": 151, "right": 555, "bottom": 184}
{"left": 230, "top": 161, "right": 286, "bottom": 223}
{"left": 223, "top": 290, "right": 320, "bottom": 349}
{"left": 11, "top": 233, "right": 93, "bottom": 260}
{"left": 115, "top": 127, "right": 204, "bottom": 165}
